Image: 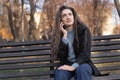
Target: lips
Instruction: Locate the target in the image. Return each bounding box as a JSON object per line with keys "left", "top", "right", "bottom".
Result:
{"left": 66, "top": 20, "right": 71, "bottom": 23}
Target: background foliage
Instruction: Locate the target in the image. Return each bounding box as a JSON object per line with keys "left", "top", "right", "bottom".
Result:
{"left": 0, "top": 0, "right": 120, "bottom": 43}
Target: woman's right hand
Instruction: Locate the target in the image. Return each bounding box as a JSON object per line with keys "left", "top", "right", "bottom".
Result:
{"left": 60, "top": 22, "right": 67, "bottom": 39}
{"left": 58, "top": 65, "right": 75, "bottom": 71}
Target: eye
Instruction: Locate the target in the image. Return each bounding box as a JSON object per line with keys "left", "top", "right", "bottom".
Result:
{"left": 62, "top": 14, "right": 66, "bottom": 18}
{"left": 69, "top": 13, "right": 72, "bottom": 16}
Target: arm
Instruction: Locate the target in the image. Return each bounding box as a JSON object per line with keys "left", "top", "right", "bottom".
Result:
{"left": 57, "top": 22, "right": 68, "bottom": 63}
{"left": 76, "top": 27, "right": 91, "bottom": 64}
{"left": 57, "top": 39, "right": 68, "bottom": 63}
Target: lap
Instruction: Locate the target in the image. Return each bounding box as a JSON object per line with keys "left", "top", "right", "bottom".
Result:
{"left": 54, "top": 69, "right": 74, "bottom": 80}
{"left": 54, "top": 63, "right": 92, "bottom": 80}
{"left": 76, "top": 63, "right": 92, "bottom": 74}
{"left": 54, "top": 69, "right": 74, "bottom": 76}
{"left": 55, "top": 63, "right": 92, "bottom": 74}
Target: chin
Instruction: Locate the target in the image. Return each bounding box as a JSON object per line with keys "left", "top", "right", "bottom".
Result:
{"left": 66, "top": 23, "right": 73, "bottom": 26}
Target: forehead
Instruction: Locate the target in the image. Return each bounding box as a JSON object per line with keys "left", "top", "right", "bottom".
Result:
{"left": 61, "top": 9, "right": 72, "bottom": 15}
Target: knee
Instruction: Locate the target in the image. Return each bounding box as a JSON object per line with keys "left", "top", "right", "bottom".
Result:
{"left": 55, "top": 69, "right": 67, "bottom": 77}
{"left": 76, "top": 63, "right": 92, "bottom": 73}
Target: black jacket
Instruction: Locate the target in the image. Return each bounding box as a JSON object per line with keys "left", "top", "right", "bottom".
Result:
{"left": 57, "top": 24, "right": 101, "bottom": 76}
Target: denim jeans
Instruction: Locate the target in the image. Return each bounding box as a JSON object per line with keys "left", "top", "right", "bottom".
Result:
{"left": 54, "top": 63, "right": 92, "bottom": 80}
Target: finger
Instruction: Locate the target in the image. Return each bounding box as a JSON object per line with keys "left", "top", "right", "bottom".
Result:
{"left": 59, "top": 65, "right": 67, "bottom": 69}
{"left": 58, "top": 65, "right": 65, "bottom": 70}
{"left": 58, "top": 65, "right": 63, "bottom": 69}
{"left": 58, "top": 67, "right": 61, "bottom": 69}
{"left": 60, "top": 22, "right": 64, "bottom": 25}
{"left": 60, "top": 22, "right": 64, "bottom": 29}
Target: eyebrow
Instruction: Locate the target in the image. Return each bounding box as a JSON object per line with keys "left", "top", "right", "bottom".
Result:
{"left": 62, "top": 12, "right": 72, "bottom": 16}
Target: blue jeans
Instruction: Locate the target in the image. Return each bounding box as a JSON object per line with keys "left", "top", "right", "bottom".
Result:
{"left": 54, "top": 63, "right": 92, "bottom": 80}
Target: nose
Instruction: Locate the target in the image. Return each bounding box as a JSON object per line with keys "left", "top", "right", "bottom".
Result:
{"left": 66, "top": 15, "right": 70, "bottom": 19}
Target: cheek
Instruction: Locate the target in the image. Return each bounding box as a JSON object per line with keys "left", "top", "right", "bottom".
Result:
{"left": 62, "top": 17, "right": 66, "bottom": 21}
{"left": 72, "top": 17, "right": 74, "bottom": 23}
{"left": 71, "top": 17, "right": 74, "bottom": 23}
{"left": 72, "top": 16, "right": 74, "bottom": 21}
{"left": 62, "top": 19, "right": 67, "bottom": 23}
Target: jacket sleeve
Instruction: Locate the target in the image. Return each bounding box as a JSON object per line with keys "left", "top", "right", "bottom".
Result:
{"left": 57, "top": 39, "right": 69, "bottom": 63}
{"left": 76, "top": 27, "right": 91, "bottom": 64}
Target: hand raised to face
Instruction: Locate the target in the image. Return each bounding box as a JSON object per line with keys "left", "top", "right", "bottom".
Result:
{"left": 60, "top": 22, "right": 67, "bottom": 34}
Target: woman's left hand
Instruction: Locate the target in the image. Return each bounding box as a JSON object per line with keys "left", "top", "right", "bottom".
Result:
{"left": 58, "top": 65, "right": 75, "bottom": 71}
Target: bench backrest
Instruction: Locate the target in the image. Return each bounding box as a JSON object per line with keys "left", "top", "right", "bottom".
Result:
{"left": 0, "top": 40, "right": 52, "bottom": 79}
{"left": 0, "top": 34, "right": 120, "bottom": 79}
{"left": 91, "top": 35, "right": 120, "bottom": 74}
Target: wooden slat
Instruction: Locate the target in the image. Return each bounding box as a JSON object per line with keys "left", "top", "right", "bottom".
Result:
{"left": 98, "top": 65, "right": 120, "bottom": 71}
{"left": 0, "top": 71, "right": 53, "bottom": 78}
{"left": 0, "top": 40, "right": 51, "bottom": 47}
{"left": 0, "top": 50, "right": 50, "bottom": 58}
{"left": 92, "top": 74, "right": 120, "bottom": 80}
{"left": 92, "top": 34, "right": 120, "bottom": 41}
{"left": 92, "top": 57, "right": 120, "bottom": 64}
{"left": 0, "top": 63, "right": 54, "bottom": 70}
{"left": 91, "top": 45, "right": 120, "bottom": 51}
{"left": 92, "top": 41, "right": 120, "bottom": 46}
{"left": 0, "top": 56, "right": 52, "bottom": 64}
{"left": 91, "top": 52, "right": 120, "bottom": 58}
{"left": 0, "top": 45, "right": 50, "bottom": 53}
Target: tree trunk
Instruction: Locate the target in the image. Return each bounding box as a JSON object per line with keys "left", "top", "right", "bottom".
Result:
{"left": 13, "top": 0, "right": 22, "bottom": 42}
{"left": 28, "top": 0, "right": 36, "bottom": 41}
{"left": 4, "top": 1, "right": 15, "bottom": 41}
{"left": 114, "top": 0, "right": 120, "bottom": 17}
{"left": 4, "top": 0, "right": 22, "bottom": 42}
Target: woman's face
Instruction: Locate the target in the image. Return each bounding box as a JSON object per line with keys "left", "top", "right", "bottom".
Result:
{"left": 61, "top": 9, "right": 74, "bottom": 27}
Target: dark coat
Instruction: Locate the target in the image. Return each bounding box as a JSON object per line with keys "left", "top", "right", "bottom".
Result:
{"left": 57, "top": 24, "right": 101, "bottom": 76}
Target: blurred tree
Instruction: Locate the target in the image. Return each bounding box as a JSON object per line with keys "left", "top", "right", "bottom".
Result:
{"left": 79, "top": 0, "right": 112, "bottom": 36}
{"left": 0, "top": 0, "right": 117, "bottom": 42}
{"left": 41, "top": 0, "right": 66, "bottom": 39}
{"left": 0, "top": 0, "right": 13, "bottom": 42}
{"left": 42, "top": 0, "right": 113, "bottom": 37}
{"left": 114, "top": 0, "right": 120, "bottom": 17}
{"left": 113, "top": 0, "right": 120, "bottom": 35}
{"left": 4, "top": 0, "right": 15, "bottom": 41}
{"left": 113, "top": 24, "right": 120, "bottom": 34}
{"left": 13, "top": 0, "right": 22, "bottom": 42}
{"left": 4, "top": 0, "right": 22, "bottom": 42}
{"left": 28, "top": 0, "right": 36, "bottom": 41}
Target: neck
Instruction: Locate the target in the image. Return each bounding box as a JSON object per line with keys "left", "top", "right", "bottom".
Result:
{"left": 66, "top": 25, "right": 73, "bottom": 32}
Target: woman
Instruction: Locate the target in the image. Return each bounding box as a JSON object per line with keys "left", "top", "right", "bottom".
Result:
{"left": 51, "top": 5, "right": 101, "bottom": 80}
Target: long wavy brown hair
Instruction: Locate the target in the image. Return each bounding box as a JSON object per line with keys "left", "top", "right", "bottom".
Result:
{"left": 51, "top": 5, "right": 85, "bottom": 59}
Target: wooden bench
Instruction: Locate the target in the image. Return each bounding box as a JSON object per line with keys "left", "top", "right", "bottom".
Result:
{"left": 0, "top": 34, "right": 120, "bottom": 80}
